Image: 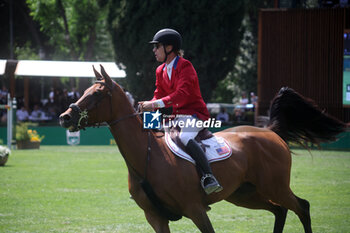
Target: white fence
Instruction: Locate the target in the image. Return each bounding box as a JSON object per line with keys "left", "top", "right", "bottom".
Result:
{"left": 0, "top": 94, "right": 16, "bottom": 148}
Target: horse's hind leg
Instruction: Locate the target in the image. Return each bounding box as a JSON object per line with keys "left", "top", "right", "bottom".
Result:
{"left": 271, "top": 205, "right": 288, "bottom": 233}
{"left": 287, "top": 195, "right": 311, "bottom": 233}
{"left": 278, "top": 193, "right": 312, "bottom": 233}
{"left": 226, "top": 183, "right": 288, "bottom": 233}
{"left": 295, "top": 195, "right": 311, "bottom": 233}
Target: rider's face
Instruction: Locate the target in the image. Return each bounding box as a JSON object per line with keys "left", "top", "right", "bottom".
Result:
{"left": 153, "top": 43, "right": 165, "bottom": 62}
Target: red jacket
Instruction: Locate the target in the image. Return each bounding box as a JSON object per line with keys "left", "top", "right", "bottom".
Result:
{"left": 152, "top": 56, "right": 210, "bottom": 121}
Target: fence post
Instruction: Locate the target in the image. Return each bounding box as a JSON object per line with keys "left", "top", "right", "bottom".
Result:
{"left": 12, "top": 97, "right": 17, "bottom": 148}
{"left": 7, "top": 94, "right": 12, "bottom": 149}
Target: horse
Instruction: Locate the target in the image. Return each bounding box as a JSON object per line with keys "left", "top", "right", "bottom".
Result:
{"left": 59, "top": 65, "right": 347, "bottom": 233}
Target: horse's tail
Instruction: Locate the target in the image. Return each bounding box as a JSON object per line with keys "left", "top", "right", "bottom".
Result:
{"left": 268, "top": 87, "right": 348, "bottom": 146}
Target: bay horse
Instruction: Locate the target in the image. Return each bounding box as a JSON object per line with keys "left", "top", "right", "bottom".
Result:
{"left": 59, "top": 65, "right": 347, "bottom": 233}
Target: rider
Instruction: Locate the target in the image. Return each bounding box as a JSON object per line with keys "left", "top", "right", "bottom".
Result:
{"left": 139, "top": 28, "right": 223, "bottom": 195}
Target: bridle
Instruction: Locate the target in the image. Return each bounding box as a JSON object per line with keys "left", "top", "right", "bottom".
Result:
{"left": 68, "top": 80, "right": 142, "bottom": 131}
{"left": 107, "top": 109, "right": 142, "bottom": 127}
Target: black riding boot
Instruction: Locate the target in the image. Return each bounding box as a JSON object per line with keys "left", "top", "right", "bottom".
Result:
{"left": 185, "top": 139, "right": 223, "bottom": 194}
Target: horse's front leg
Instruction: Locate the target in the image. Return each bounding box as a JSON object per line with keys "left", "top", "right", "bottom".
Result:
{"left": 128, "top": 173, "right": 171, "bottom": 233}
{"left": 186, "top": 204, "right": 215, "bottom": 233}
{"left": 144, "top": 211, "right": 170, "bottom": 233}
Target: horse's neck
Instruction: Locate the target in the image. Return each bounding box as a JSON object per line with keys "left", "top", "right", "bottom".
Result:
{"left": 109, "top": 116, "right": 151, "bottom": 178}
{"left": 108, "top": 90, "right": 151, "bottom": 177}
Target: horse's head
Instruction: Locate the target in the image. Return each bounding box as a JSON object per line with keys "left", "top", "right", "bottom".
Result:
{"left": 59, "top": 65, "right": 122, "bottom": 132}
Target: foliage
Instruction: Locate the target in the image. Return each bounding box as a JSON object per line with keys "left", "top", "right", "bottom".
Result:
{"left": 15, "top": 122, "right": 45, "bottom": 142}
{"left": 211, "top": 79, "right": 243, "bottom": 103}
{"left": 0, "top": 0, "right": 44, "bottom": 59}
{"left": 23, "top": 0, "right": 116, "bottom": 92}
{"left": 107, "top": 0, "right": 245, "bottom": 101}
{"left": 15, "top": 42, "right": 41, "bottom": 60}
{"left": 229, "top": 18, "right": 258, "bottom": 95}
{"left": 211, "top": 17, "right": 257, "bottom": 103}
{"left": 1, "top": 0, "right": 326, "bottom": 105}
{"left": 26, "top": 0, "right": 114, "bottom": 61}
{"left": 212, "top": 0, "right": 274, "bottom": 103}
{"left": 16, "top": 123, "right": 31, "bottom": 141}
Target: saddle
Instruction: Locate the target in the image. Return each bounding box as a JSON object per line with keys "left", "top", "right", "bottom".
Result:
{"left": 163, "top": 126, "right": 232, "bottom": 164}
{"left": 168, "top": 126, "right": 213, "bottom": 153}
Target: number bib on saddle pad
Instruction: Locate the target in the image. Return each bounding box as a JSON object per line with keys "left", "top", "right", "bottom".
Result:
{"left": 164, "top": 132, "right": 232, "bottom": 164}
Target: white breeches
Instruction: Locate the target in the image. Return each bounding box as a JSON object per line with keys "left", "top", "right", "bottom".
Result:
{"left": 174, "top": 115, "right": 204, "bottom": 145}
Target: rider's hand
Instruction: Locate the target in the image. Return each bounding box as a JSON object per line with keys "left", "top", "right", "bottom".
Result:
{"left": 138, "top": 101, "right": 154, "bottom": 112}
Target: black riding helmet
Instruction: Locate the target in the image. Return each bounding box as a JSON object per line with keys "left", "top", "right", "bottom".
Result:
{"left": 149, "top": 28, "right": 182, "bottom": 62}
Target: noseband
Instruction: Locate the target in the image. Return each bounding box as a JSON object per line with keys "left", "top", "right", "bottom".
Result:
{"left": 68, "top": 103, "right": 89, "bottom": 131}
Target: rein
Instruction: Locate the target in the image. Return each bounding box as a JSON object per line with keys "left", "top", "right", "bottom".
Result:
{"left": 107, "top": 112, "right": 142, "bottom": 127}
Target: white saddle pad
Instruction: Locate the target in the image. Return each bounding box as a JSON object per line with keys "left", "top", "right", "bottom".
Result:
{"left": 164, "top": 133, "right": 232, "bottom": 164}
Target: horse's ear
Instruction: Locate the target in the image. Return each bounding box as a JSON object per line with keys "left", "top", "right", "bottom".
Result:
{"left": 100, "top": 65, "right": 112, "bottom": 86}
{"left": 93, "top": 65, "right": 103, "bottom": 80}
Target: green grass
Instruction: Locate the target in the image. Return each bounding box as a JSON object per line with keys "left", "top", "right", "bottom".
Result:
{"left": 0, "top": 146, "right": 349, "bottom": 232}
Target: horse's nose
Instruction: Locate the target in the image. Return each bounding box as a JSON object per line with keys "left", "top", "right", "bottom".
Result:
{"left": 59, "top": 113, "right": 72, "bottom": 128}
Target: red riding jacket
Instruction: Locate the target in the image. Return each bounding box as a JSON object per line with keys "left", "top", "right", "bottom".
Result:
{"left": 152, "top": 56, "right": 210, "bottom": 121}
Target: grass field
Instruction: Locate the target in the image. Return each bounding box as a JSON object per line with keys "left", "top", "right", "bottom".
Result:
{"left": 0, "top": 146, "right": 349, "bottom": 233}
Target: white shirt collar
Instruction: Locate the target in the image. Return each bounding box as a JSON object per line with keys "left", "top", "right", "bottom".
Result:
{"left": 163, "top": 57, "right": 177, "bottom": 80}
{"left": 167, "top": 56, "right": 176, "bottom": 69}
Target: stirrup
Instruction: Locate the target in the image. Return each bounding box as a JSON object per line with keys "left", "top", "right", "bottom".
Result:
{"left": 200, "top": 174, "right": 223, "bottom": 195}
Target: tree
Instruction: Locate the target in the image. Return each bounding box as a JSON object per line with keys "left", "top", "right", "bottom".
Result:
{"left": 0, "top": 0, "right": 46, "bottom": 60}
{"left": 0, "top": 0, "right": 50, "bottom": 93}
{"left": 212, "top": 0, "right": 273, "bottom": 103}
{"left": 211, "top": 17, "right": 258, "bottom": 103}
{"left": 25, "top": 0, "right": 115, "bottom": 91}
{"left": 107, "top": 0, "right": 245, "bottom": 101}
{"left": 1, "top": 0, "right": 116, "bottom": 108}
{"left": 26, "top": 0, "right": 114, "bottom": 61}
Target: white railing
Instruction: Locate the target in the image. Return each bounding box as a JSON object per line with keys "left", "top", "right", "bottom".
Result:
{"left": 0, "top": 94, "right": 16, "bottom": 148}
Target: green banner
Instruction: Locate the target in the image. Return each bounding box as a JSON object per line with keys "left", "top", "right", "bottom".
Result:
{"left": 0, "top": 126, "right": 349, "bottom": 150}
{"left": 0, "top": 126, "right": 115, "bottom": 146}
